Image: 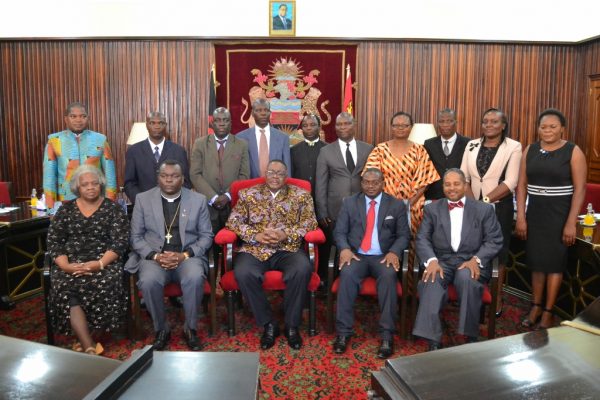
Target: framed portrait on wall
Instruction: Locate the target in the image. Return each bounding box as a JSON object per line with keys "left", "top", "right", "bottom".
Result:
{"left": 269, "top": 0, "right": 296, "bottom": 36}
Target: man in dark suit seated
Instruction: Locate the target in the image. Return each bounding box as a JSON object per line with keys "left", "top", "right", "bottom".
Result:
{"left": 125, "top": 160, "right": 213, "bottom": 351}
{"left": 424, "top": 108, "right": 470, "bottom": 200}
{"left": 226, "top": 160, "right": 317, "bottom": 350}
{"left": 236, "top": 99, "right": 291, "bottom": 179}
{"left": 124, "top": 112, "right": 191, "bottom": 204}
{"left": 413, "top": 168, "right": 503, "bottom": 350}
{"left": 332, "top": 168, "right": 410, "bottom": 359}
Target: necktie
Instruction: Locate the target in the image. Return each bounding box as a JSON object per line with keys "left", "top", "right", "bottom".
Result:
{"left": 443, "top": 140, "right": 450, "bottom": 156}
{"left": 217, "top": 139, "right": 226, "bottom": 187}
{"left": 154, "top": 146, "right": 160, "bottom": 162}
{"left": 360, "top": 200, "right": 377, "bottom": 252}
{"left": 346, "top": 143, "right": 355, "bottom": 173}
{"left": 448, "top": 200, "right": 464, "bottom": 211}
{"left": 259, "top": 129, "right": 269, "bottom": 177}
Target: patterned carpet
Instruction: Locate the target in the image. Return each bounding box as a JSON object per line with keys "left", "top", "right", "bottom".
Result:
{"left": 0, "top": 291, "right": 535, "bottom": 399}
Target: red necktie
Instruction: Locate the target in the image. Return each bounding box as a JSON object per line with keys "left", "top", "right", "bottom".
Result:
{"left": 448, "top": 200, "right": 464, "bottom": 211}
{"left": 360, "top": 200, "right": 377, "bottom": 252}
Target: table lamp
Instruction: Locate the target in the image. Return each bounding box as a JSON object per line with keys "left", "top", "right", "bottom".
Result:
{"left": 408, "top": 123, "right": 437, "bottom": 145}
{"left": 127, "top": 122, "right": 149, "bottom": 145}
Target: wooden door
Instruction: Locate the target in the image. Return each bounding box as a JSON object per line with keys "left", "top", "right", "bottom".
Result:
{"left": 587, "top": 75, "right": 600, "bottom": 183}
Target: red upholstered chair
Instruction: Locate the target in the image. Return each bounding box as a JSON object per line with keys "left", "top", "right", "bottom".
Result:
{"left": 326, "top": 248, "right": 411, "bottom": 339}
{"left": 580, "top": 183, "right": 600, "bottom": 214}
{"left": 214, "top": 177, "right": 325, "bottom": 336}
{"left": 410, "top": 257, "right": 499, "bottom": 340}
{"left": 128, "top": 255, "right": 217, "bottom": 339}
{"left": 0, "top": 182, "right": 15, "bottom": 205}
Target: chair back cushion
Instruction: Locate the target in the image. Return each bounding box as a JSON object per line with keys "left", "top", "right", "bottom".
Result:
{"left": 580, "top": 183, "right": 600, "bottom": 215}
{"left": 229, "top": 177, "right": 312, "bottom": 207}
{"left": 0, "top": 182, "right": 13, "bottom": 205}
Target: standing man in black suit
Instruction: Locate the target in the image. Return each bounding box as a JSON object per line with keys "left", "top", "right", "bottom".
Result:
{"left": 315, "top": 112, "right": 373, "bottom": 281}
{"left": 124, "top": 112, "right": 191, "bottom": 203}
{"left": 413, "top": 169, "right": 503, "bottom": 350}
{"left": 291, "top": 114, "right": 326, "bottom": 198}
{"left": 424, "top": 108, "right": 470, "bottom": 200}
{"left": 332, "top": 168, "right": 410, "bottom": 358}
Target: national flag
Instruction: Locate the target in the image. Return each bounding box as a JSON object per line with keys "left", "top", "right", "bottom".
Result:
{"left": 343, "top": 64, "right": 353, "bottom": 115}
{"left": 208, "top": 64, "right": 217, "bottom": 134}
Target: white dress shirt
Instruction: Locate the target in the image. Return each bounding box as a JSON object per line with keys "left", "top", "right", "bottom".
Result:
{"left": 254, "top": 125, "right": 271, "bottom": 154}
{"left": 441, "top": 133, "right": 457, "bottom": 154}
{"left": 148, "top": 137, "right": 166, "bottom": 156}
{"left": 337, "top": 138, "right": 357, "bottom": 167}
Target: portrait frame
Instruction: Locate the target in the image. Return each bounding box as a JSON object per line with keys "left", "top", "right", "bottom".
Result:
{"left": 269, "top": 0, "right": 296, "bottom": 37}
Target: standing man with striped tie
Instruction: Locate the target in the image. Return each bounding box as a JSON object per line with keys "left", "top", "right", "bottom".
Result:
{"left": 190, "top": 107, "right": 250, "bottom": 234}
{"left": 124, "top": 111, "right": 191, "bottom": 204}
{"left": 236, "top": 99, "right": 291, "bottom": 179}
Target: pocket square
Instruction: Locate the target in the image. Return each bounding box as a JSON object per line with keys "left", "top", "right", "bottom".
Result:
{"left": 384, "top": 215, "right": 395, "bottom": 220}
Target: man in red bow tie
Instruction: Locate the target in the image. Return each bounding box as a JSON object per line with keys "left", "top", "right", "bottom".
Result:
{"left": 412, "top": 168, "right": 503, "bottom": 350}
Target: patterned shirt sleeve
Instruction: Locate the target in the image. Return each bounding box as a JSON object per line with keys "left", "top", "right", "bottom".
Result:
{"left": 101, "top": 140, "right": 118, "bottom": 201}
{"left": 43, "top": 138, "right": 59, "bottom": 209}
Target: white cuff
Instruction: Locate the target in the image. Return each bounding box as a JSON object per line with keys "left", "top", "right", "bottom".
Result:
{"left": 424, "top": 257, "right": 438, "bottom": 267}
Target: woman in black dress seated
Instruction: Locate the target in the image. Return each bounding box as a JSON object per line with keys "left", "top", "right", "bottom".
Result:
{"left": 515, "top": 109, "right": 586, "bottom": 329}
{"left": 48, "top": 165, "right": 129, "bottom": 354}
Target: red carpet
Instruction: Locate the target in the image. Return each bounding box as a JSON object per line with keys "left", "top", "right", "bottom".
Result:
{"left": 0, "top": 292, "right": 534, "bottom": 399}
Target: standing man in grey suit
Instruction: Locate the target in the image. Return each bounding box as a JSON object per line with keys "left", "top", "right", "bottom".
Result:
{"left": 190, "top": 107, "right": 250, "bottom": 234}
{"left": 424, "top": 109, "right": 470, "bottom": 200}
{"left": 125, "top": 160, "right": 213, "bottom": 351}
{"left": 412, "top": 168, "right": 503, "bottom": 350}
{"left": 332, "top": 168, "right": 410, "bottom": 358}
{"left": 315, "top": 112, "right": 373, "bottom": 280}
{"left": 236, "top": 98, "right": 291, "bottom": 179}
{"left": 124, "top": 112, "right": 191, "bottom": 204}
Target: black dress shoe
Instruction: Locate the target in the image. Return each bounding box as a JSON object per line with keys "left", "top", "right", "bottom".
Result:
{"left": 260, "top": 322, "right": 280, "bottom": 350}
{"left": 376, "top": 339, "right": 394, "bottom": 359}
{"left": 153, "top": 330, "right": 170, "bottom": 351}
{"left": 428, "top": 340, "right": 442, "bottom": 351}
{"left": 333, "top": 335, "right": 350, "bottom": 354}
{"left": 284, "top": 327, "right": 303, "bottom": 350}
{"left": 183, "top": 329, "right": 202, "bottom": 351}
{"left": 466, "top": 336, "right": 479, "bottom": 343}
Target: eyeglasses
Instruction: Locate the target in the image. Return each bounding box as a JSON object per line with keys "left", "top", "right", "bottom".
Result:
{"left": 265, "top": 170, "right": 287, "bottom": 178}
{"left": 391, "top": 124, "right": 412, "bottom": 129}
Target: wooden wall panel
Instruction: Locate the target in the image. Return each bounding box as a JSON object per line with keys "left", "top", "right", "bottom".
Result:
{"left": 355, "top": 42, "right": 581, "bottom": 148}
{"left": 0, "top": 38, "right": 599, "bottom": 197}
{"left": 0, "top": 40, "right": 213, "bottom": 197}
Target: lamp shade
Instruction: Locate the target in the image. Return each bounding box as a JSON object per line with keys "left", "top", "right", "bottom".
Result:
{"left": 127, "top": 122, "right": 149, "bottom": 145}
{"left": 408, "top": 123, "right": 437, "bottom": 145}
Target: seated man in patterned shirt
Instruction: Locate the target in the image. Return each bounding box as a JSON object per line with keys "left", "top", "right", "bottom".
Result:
{"left": 226, "top": 160, "right": 317, "bottom": 350}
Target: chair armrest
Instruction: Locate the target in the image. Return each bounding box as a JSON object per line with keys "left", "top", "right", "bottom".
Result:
{"left": 304, "top": 228, "right": 326, "bottom": 245}
{"left": 215, "top": 228, "right": 237, "bottom": 245}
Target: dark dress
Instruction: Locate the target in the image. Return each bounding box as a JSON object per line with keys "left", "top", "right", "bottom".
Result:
{"left": 525, "top": 141, "right": 575, "bottom": 273}
{"left": 48, "top": 198, "right": 129, "bottom": 334}
{"left": 476, "top": 144, "right": 514, "bottom": 264}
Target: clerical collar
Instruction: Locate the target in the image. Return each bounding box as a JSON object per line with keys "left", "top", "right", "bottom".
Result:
{"left": 161, "top": 192, "right": 181, "bottom": 202}
{"left": 305, "top": 138, "right": 320, "bottom": 146}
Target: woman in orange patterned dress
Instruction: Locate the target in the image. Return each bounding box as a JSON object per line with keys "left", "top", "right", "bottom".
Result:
{"left": 364, "top": 112, "right": 440, "bottom": 267}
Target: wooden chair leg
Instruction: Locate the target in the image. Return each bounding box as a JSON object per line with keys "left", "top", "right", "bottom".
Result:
{"left": 227, "top": 290, "right": 236, "bottom": 336}
{"left": 309, "top": 291, "right": 317, "bottom": 336}
{"left": 487, "top": 277, "right": 498, "bottom": 340}
{"left": 43, "top": 255, "right": 55, "bottom": 345}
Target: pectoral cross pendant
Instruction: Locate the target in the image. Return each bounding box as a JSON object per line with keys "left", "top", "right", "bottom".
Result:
{"left": 165, "top": 232, "right": 173, "bottom": 244}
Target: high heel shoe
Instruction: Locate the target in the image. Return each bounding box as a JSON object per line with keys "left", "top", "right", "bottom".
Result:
{"left": 521, "top": 302, "right": 542, "bottom": 328}
{"left": 537, "top": 308, "right": 554, "bottom": 330}
{"left": 84, "top": 342, "right": 104, "bottom": 356}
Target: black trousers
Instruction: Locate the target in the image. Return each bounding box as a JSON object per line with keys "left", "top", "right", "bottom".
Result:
{"left": 234, "top": 251, "right": 312, "bottom": 328}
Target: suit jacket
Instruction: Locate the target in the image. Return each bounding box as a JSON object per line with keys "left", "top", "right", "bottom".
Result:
{"left": 189, "top": 134, "right": 250, "bottom": 199}
{"left": 272, "top": 16, "right": 292, "bottom": 30}
{"left": 124, "top": 140, "right": 191, "bottom": 203}
{"left": 334, "top": 192, "right": 410, "bottom": 257}
{"left": 124, "top": 187, "right": 214, "bottom": 273}
{"left": 424, "top": 134, "right": 470, "bottom": 200}
{"left": 290, "top": 140, "right": 326, "bottom": 197}
{"left": 315, "top": 140, "right": 374, "bottom": 221}
{"left": 460, "top": 137, "right": 522, "bottom": 201}
{"left": 416, "top": 198, "right": 503, "bottom": 280}
{"left": 236, "top": 126, "right": 291, "bottom": 178}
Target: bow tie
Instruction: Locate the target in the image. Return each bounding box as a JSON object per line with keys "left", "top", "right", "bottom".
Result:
{"left": 448, "top": 200, "right": 464, "bottom": 211}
